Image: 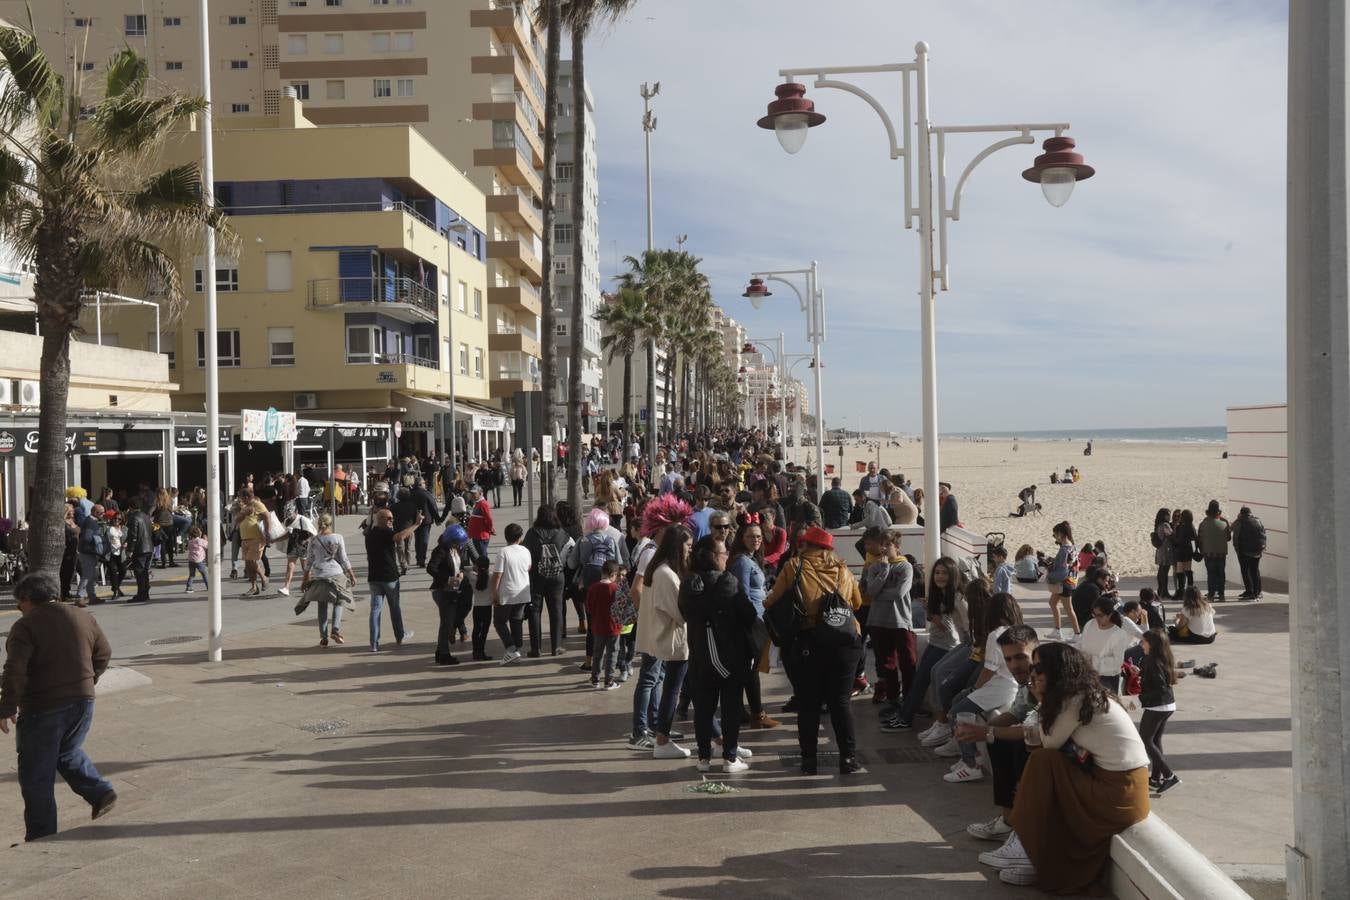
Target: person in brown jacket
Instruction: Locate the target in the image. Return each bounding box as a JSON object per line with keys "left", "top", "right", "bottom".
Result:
{"left": 764, "top": 527, "right": 864, "bottom": 775}
{"left": 0, "top": 573, "right": 117, "bottom": 841}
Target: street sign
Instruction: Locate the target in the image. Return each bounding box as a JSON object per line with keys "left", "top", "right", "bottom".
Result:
{"left": 639, "top": 408, "right": 648, "bottom": 422}
{"left": 541, "top": 435, "right": 553, "bottom": 457}
{"left": 394, "top": 420, "right": 403, "bottom": 439}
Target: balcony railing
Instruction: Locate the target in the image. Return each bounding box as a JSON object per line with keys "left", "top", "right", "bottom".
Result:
{"left": 347, "top": 352, "right": 439, "bottom": 370}
{"left": 222, "top": 198, "right": 438, "bottom": 232}
{"left": 309, "top": 277, "right": 438, "bottom": 317}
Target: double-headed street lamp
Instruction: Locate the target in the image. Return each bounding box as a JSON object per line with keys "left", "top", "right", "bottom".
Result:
{"left": 743, "top": 262, "right": 826, "bottom": 483}
{"left": 756, "top": 41, "right": 1094, "bottom": 567}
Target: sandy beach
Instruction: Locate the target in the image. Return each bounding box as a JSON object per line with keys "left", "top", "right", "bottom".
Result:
{"left": 825, "top": 438, "right": 1227, "bottom": 577}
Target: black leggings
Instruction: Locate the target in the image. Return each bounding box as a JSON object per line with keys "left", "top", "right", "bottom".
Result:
{"left": 745, "top": 669, "right": 764, "bottom": 717}
{"left": 1138, "top": 709, "right": 1174, "bottom": 780}
{"left": 471, "top": 605, "right": 493, "bottom": 657}
{"left": 1167, "top": 626, "right": 1216, "bottom": 645}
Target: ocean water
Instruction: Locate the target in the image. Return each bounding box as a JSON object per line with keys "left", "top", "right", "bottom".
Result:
{"left": 948, "top": 426, "right": 1227, "bottom": 445}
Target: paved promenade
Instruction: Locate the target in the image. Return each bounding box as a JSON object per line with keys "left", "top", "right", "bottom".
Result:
{"left": 0, "top": 500, "right": 1291, "bottom": 896}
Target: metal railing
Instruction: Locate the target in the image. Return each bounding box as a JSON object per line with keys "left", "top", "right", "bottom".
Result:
{"left": 309, "top": 277, "right": 437, "bottom": 316}
{"left": 222, "top": 198, "right": 438, "bottom": 232}
{"left": 346, "top": 352, "right": 438, "bottom": 370}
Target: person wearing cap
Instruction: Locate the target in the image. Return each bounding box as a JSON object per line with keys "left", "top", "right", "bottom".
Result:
{"left": 428, "top": 524, "right": 470, "bottom": 665}
{"left": 466, "top": 484, "right": 495, "bottom": 557}
{"left": 1196, "top": 500, "right": 1232, "bottom": 602}
{"left": 763, "top": 526, "right": 865, "bottom": 775}
{"left": 1231, "top": 506, "right": 1267, "bottom": 600}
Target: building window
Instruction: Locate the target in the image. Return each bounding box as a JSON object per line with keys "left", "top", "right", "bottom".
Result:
{"left": 230, "top": 59, "right": 249, "bottom": 69}
{"left": 159, "top": 332, "right": 176, "bottom": 370}
{"left": 396, "top": 78, "right": 414, "bottom": 97}
{"left": 268, "top": 327, "right": 296, "bottom": 366}
{"left": 554, "top": 223, "right": 573, "bottom": 244}
{"left": 442, "top": 337, "right": 451, "bottom": 374}
{"left": 555, "top": 162, "right": 573, "bottom": 183}
{"left": 163, "top": 16, "right": 182, "bottom": 26}
{"left": 346, "top": 325, "right": 382, "bottom": 364}
{"left": 125, "top": 14, "right": 147, "bottom": 36}
{"left": 325, "top": 34, "right": 344, "bottom": 53}
{"left": 289, "top": 1, "right": 308, "bottom": 6}
{"left": 289, "top": 81, "right": 310, "bottom": 100}
{"left": 327, "top": 0, "right": 343, "bottom": 6}
{"left": 326, "top": 79, "right": 345, "bottom": 100}
{"left": 473, "top": 288, "right": 483, "bottom": 319}
{"left": 373, "top": 78, "right": 391, "bottom": 98}
{"left": 265, "top": 251, "right": 292, "bottom": 291}
{"left": 228, "top": 15, "right": 247, "bottom": 25}
{"left": 556, "top": 101, "right": 571, "bottom": 117}
{"left": 370, "top": 32, "right": 391, "bottom": 52}
{"left": 286, "top": 34, "right": 307, "bottom": 54}
{"left": 165, "top": 61, "right": 184, "bottom": 71}
{"left": 458, "top": 343, "right": 468, "bottom": 376}
{"left": 394, "top": 31, "right": 413, "bottom": 51}
{"left": 473, "top": 348, "right": 483, "bottom": 379}
{"left": 457, "top": 281, "right": 468, "bottom": 312}
{"left": 73, "top": 17, "right": 93, "bottom": 27}
{"left": 196, "top": 329, "right": 241, "bottom": 367}
{"left": 554, "top": 258, "right": 568, "bottom": 275}
{"left": 78, "top": 61, "right": 94, "bottom": 71}
{"left": 194, "top": 266, "right": 239, "bottom": 292}
{"left": 231, "top": 103, "right": 250, "bottom": 113}
{"left": 555, "top": 192, "right": 570, "bottom": 212}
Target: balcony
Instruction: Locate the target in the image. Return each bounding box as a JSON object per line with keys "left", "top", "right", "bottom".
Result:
{"left": 488, "top": 282, "right": 542, "bottom": 317}
{"left": 487, "top": 237, "right": 542, "bottom": 285}
{"left": 472, "top": 97, "right": 543, "bottom": 164}
{"left": 489, "top": 328, "right": 541, "bottom": 357}
{"left": 491, "top": 369, "right": 540, "bottom": 397}
{"left": 469, "top": 3, "right": 539, "bottom": 71}
{"left": 308, "top": 277, "right": 438, "bottom": 324}
{"left": 470, "top": 47, "right": 544, "bottom": 124}
{"left": 347, "top": 351, "right": 439, "bottom": 370}
{"left": 474, "top": 147, "right": 542, "bottom": 196}
{"left": 486, "top": 189, "right": 542, "bottom": 235}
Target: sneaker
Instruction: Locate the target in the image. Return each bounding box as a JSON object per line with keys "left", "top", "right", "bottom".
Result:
{"left": 920, "top": 723, "right": 953, "bottom": 747}
{"left": 1195, "top": 663, "right": 1218, "bottom": 679}
{"left": 626, "top": 733, "right": 655, "bottom": 751}
{"left": 1237, "top": 592, "right": 1253, "bottom": 601}
{"left": 91, "top": 789, "right": 118, "bottom": 821}
{"left": 731, "top": 745, "right": 753, "bottom": 760}
{"left": 1045, "top": 627, "right": 1063, "bottom": 642}
{"left": 500, "top": 649, "right": 522, "bottom": 666}
{"left": 616, "top": 669, "right": 630, "bottom": 683}
{"left": 967, "top": 815, "right": 1013, "bottom": 841}
{"left": 230, "top": 568, "right": 238, "bottom": 580}
{"left": 332, "top": 632, "right": 344, "bottom": 645}
{"left": 1155, "top": 774, "right": 1182, "bottom": 795}
{"left": 724, "top": 758, "right": 750, "bottom": 774}
{"left": 696, "top": 758, "right": 712, "bottom": 773}
{"left": 933, "top": 737, "right": 962, "bottom": 758}
{"left": 605, "top": 681, "right": 620, "bottom": 691}
{"left": 979, "top": 833, "right": 1030, "bottom": 869}
{"left": 943, "top": 761, "right": 985, "bottom": 782}
{"left": 653, "top": 740, "right": 691, "bottom": 760}
{"left": 578, "top": 658, "right": 593, "bottom": 671}
{"left": 880, "top": 718, "right": 912, "bottom": 732}
{"left": 999, "top": 865, "right": 1038, "bottom": 886}
{"left": 917, "top": 721, "right": 945, "bottom": 742}
{"left": 667, "top": 730, "right": 685, "bottom": 741}
{"left": 319, "top": 638, "right": 329, "bottom": 648}
{"left": 396, "top": 630, "right": 414, "bottom": 645}
{"left": 851, "top": 677, "right": 871, "bottom": 698}
{"left": 184, "top": 586, "right": 193, "bottom": 594}
{"left": 277, "top": 587, "right": 290, "bottom": 597}
{"left": 591, "top": 679, "right": 601, "bottom": 689}
{"left": 839, "top": 756, "right": 863, "bottom": 774}
{"left": 1177, "top": 659, "right": 1195, "bottom": 669}
{"left": 781, "top": 696, "right": 799, "bottom": 714}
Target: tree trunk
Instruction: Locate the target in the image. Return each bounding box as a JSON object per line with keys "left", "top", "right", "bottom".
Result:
{"left": 564, "top": 27, "right": 586, "bottom": 511}
{"left": 622, "top": 351, "right": 633, "bottom": 436}
{"left": 30, "top": 314, "right": 73, "bottom": 576}
{"left": 679, "top": 353, "right": 689, "bottom": 434}
{"left": 538, "top": 0, "right": 562, "bottom": 507}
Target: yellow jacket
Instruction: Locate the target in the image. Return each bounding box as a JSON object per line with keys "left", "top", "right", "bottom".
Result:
{"left": 764, "top": 547, "right": 863, "bottom": 629}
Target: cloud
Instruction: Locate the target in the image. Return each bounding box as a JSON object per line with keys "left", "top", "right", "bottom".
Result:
{"left": 582, "top": 0, "right": 1287, "bottom": 432}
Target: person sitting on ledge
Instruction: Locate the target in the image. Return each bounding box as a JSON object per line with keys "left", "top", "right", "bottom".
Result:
{"left": 1013, "top": 545, "right": 1042, "bottom": 583}
{"left": 1167, "top": 586, "right": 1217, "bottom": 645}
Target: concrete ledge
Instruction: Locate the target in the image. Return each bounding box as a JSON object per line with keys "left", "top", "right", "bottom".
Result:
{"left": 94, "top": 666, "right": 153, "bottom": 697}
{"left": 1109, "top": 814, "right": 1252, "bottom": 899}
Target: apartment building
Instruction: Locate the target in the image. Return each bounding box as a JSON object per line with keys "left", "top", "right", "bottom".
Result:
{"left": 552, "top": 59, "right": 604, "bottom": 430}
{"left": 6, "top": 0, "right": 547, "bottom": 423}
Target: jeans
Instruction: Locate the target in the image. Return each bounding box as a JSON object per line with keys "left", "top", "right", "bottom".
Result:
{"left": 317, "top": 600, "right": 344, "bottom": 639}
{"left": 105, "top": 556, "right": 126, "bottom": 595}
{"left": 473, "top": 538, "right": 490, "bottom": 558}
{"left": 691, "top": 677, "right": 739, "bottom": 762}
{"left": 76, "top": 552, "right": 100, "bottom": 600}
{"left": 432, "top": 588, "right": 457, "bottom": 658}
{"left": 1238, "top": 554, "right": 1262, "bottom": 596}
{"left": 534, "top": 578, "right": 566, "bottom": 653}
{"left": 618, "top": 631, "right": 636, "bottom": 672}
{"left": 591, "top": 634, "right": 620, "bottom": 682}
{"left": 471, "top": 605, "right": 492, "bottom": 657}
{"left": 186, "top": 561, "right": 208, "bottom": 589}
{"left": 1138, "top": 709, "right": 1174, "bottom": 780}
{"left": 631, "top": 653, "right": 666, "bottom": 737}
{"left": 414, "top": 523, "right": 432, "bottom": 567}
{"left": 950, "top": 694, "right": 987, "bottom": 766}
{"left": 989, "top": 738, "right": 1031, "bottom": 809}
{"left": 368, "top": 579, "right": 405, "bottom": 650}
{"left": 898, "top": 642, "right": 949, "bottom": 724}
{"left": 16, "top": 699, "right": 114, "bottom": 841}
{"left": 493, "top": 602, "right": 526, "bottom": 652}
{"left": 654, "top": 659, "right": 689, "bottom": 736}
{"left": 934, "top": 647, "right": 979, "bottom": 715}
{"left": 793, "top": 635, "right": 863, "bottom": 761}
{"left": 131, "top": 552, "right": 152, "bottom": 600}
{"left": 1203, "top": 555, "right": 1227, "bottom": 598}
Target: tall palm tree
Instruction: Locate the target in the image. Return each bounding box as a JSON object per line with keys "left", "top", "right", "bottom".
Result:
{"left": 535, "top": 0, "right": 562, "bottom": 506}
{"left": 559, "top": 0, "right": 638, "bottom": 509}
{"left": 594, "top": 287, "right": 650, "bottom": 432}
{"left": 0, "top": 31, "right": 226, "bottom": 575}
{"left": 617, "top": 248, "right": 673, "bottom": 447}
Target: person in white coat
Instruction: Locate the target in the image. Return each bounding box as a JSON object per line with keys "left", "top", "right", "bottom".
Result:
{"left": 633, "top": 525, "right": 693, "bottom": 759}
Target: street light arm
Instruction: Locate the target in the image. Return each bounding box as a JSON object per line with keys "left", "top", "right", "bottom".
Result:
{"left": 760, "top": 275, "right": 807, "bottom": 312}
{"left": 811, "top": 78, "right": 904, "bottom": 161}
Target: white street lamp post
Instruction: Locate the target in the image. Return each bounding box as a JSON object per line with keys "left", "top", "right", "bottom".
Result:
{"left": 199, "top": 0, "right": 224, "bottom": 662}
{"left": 744, "top": 261, "right": 827, "bottom": 484}
{"left": 744, "top": 334, "right": 788, "bottom": 460}
{"left": 757, "top": 42, "right": 1094, "bottom": 567}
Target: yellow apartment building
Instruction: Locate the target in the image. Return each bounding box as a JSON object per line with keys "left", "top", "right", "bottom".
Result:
{"left": 6, "top": 0, "right": 548, "bottom": 428}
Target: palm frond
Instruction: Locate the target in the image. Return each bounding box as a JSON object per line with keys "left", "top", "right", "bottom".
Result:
{"left": 91, "top": 93, "right": 206, "bottom": 155}
{"left": 105, "top": 47, "right": 149, "bottom": 99}
{"left": 0, "top": 23, "right": 63, "bottom": 133}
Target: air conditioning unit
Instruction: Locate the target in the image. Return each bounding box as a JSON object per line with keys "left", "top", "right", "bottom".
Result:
{"left": 0, "top": 380, "right": 12, "bottom": 406}
{"left": 294, "top": 392, "right": 318, "bottom": 410}
{"left": 18, "top": 380, "right": 39, "bottom": 407}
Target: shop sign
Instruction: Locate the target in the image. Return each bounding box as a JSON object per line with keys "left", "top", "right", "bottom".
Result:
{"left": 0, "top": 428, "right": 99, "bottom": 456}
{"left": 174, "top": 427, "right": 232, "bottom": 448}
{"left": 472, "top": 414, "right": 505, "bottom": 432}
{"left": 400, "top": 420, "right": 437, "bottom": 432}
{"left": 296, "top": 425, "right": 388, "bottom": 445}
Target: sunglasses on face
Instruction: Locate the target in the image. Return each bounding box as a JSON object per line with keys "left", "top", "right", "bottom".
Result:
{"left": 711, "top": 522, "right": 731, "bottom": 530}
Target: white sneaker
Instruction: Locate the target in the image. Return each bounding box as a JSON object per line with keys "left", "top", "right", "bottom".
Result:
{"left": 1046, "top": 628, "right": 1063, "bottom": 642}
{"left": 696, "top": 758, "right": 712, "bottom": 773}
{"left": 734, "top": 745, "right": 752, "bottom": 760}
{"left": 979, "top": 833, "right": 1030, "bottom": 869}
{"left": 653, "top": 740, "right": 691, "bottom": 760}
{"left": 277, "top": 587, "right": 290, "bottom": 597}
{"left": 499, "top": 649, "right": 522, "bottom": 666}
{"left": 999, "top": 864, "right": 1038, "bottom": 886}
{"left": 917, "top": 722, "right": 945, "bottom": 742}
{"left": 724, "top": 758, "right": 750, "bottom": 774}
{"left": 933, "top": 737, "right": 962, "bottom": 758}
{"left": 967, "top": 815, "right": 1013, "bottom": 841}
{"left": 943, "top": 761, "right": 985, "bottom": 783}
{"left": 919, "top": 723, "right": 953, "bottom": 747}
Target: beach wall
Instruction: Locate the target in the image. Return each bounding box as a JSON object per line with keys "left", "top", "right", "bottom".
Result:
{"left": 1225, "top": 404, "right": 1288, "bottom": 586}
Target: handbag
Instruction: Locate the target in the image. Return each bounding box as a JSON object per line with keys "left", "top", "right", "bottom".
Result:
{"left": 265, "top": 510, "right": 288, "bottom": 543}
{"left": 811, "top": 588, "right": 862, "bottom": 650}
{"left": 1121, "top": 659, "right": 1142, "bottom": 696}
{"left": 764, "top": 559, "right": 805, "bottom": 647}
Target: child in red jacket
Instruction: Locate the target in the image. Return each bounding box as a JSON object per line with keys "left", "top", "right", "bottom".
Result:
{"left": 584, "top": 560, "right": 624, "bottom": 689}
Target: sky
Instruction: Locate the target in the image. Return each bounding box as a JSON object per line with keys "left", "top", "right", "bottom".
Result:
{"left": 580, "top": 0, "right": 1288, "bottom": 434}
